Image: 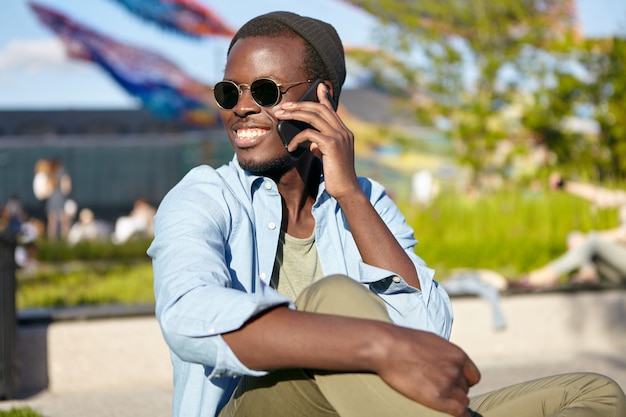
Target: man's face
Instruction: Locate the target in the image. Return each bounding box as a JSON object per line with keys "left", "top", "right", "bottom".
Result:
{"left": 220, "top": 35, "right": 311, "bottom": 175}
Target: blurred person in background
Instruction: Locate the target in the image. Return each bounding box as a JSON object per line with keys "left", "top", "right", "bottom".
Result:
{"left": 45, "top": 157, "right": 72, "bottom": 241}
{"left": 68, "top": 208, "right": 112, "bottom": 245}
{"left": 516, "top": 173, "right": 626, "bottom": 289}
{"left": 33, "top": 158, "right": 53, "bottom": 207}
{"left": 1, "top": 195, "right": 42, "bottom": 272}
{"left": 1, "top": 194, "right": 26, "bottom": 236}
{"left": 112, "top": 198, "right": 156, "bottom": 244}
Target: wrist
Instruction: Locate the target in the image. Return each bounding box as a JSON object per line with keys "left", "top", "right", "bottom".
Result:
{"left": 333, "top": 186, "right": 367, "bottom": 207}
{"left": 359, "top": 322, "right": 396, "bottom": 374}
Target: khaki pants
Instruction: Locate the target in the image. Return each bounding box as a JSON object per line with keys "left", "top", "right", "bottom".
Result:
{"left": 220, "top": 275, "right": 626, "bottom": 417}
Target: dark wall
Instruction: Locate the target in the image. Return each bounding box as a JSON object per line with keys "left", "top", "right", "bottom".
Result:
{"left": 0, "top": 131, "right": 233, "bottom": 221}
{"left": 0, "top": 109, "right": 215, "bottom": 136}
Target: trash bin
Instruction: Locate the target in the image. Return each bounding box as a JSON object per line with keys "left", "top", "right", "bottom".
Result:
{"left": 0, "top": 230, "right": 17, "bottom": 400}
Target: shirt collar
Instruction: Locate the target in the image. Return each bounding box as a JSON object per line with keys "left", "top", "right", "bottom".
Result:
{"left": 230, "top": 156, "right": 267, "bottom": 199}
{"left": 231, "top": 155, "right": 328, "bottom": 203}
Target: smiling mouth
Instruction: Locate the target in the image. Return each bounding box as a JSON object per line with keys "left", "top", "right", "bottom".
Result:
{"left": 237, "top": 128, "right": 269, "bottom": 139}
{"left": 235, "top": 128, "right": 270, "bottom": 147}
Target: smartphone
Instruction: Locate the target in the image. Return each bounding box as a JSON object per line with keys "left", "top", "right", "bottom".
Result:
{"left": 277, "top": 78, "right": 338, "bottom": 159}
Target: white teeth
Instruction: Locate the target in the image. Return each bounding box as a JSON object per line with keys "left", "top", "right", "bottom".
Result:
{"left": 236, "top": 128, "right": 267, "bottom": 139}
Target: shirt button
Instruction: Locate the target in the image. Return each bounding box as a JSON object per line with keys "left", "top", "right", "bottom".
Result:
{"left": 260, "top": 272, "right": 267, "bottom": 280}
{"left": 264, "top": 182, "right": 272, "bottom": 190}
{"left": 392, "top": 276, "right": 401, "bottom": 283}
{"left": 208, "top": 327, "right": 216, "bottom": 334}
{"left": 268, "top": 222, "right": 276, "bottom": 230}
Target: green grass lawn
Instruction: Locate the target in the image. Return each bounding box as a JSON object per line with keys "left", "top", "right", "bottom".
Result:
{"left": 16, "top": 239, "right": 155, "bottom": 310}
{"left": 0, "top": 408, "right": 44, "bottom": 417}
{"left": 400, "top": 187, "right": 617, "bottom": 278}
{"left": 17, "top": 261, "right": 154, "bottom": 309}
{"left": 15, "top": 187, "right": 619, "bottom": 309}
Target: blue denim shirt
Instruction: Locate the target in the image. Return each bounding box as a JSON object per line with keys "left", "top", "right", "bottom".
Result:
{"left": 148, "top": 157, "right": 453, "bottom": 417}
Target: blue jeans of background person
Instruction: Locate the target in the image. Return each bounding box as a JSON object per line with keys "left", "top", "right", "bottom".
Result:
{"left": 549, "top": 232, "right": 626, "bottom": 283}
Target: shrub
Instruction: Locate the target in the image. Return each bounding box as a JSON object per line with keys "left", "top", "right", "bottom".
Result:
{"left": 15, "top": 186, "right": 620, "bottom": 309}
{"left": 0, "top": 408, "right": 44, "bottom": 417}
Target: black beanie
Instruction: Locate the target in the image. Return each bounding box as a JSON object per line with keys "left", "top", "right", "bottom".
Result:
{"left": 228, "top": 11, "right": 346, "bottom": 102}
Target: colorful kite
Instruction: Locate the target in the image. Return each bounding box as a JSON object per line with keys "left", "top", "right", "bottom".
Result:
{"left": 108, "top": 0, "right": 235, "bottom": 38}
{"left": 29, "top": 2, "right": 220, "bottom": 127}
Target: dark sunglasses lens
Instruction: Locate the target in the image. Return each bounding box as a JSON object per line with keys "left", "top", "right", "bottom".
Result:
{"left": 251, "top": 79, "right": 280, "bottom": 107}
{"left": 214, "top": 82, "right": 239, "bottom": 109}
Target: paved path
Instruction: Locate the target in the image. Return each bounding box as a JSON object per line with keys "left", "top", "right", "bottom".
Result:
{"left": 3, "top": 354, "right": 625, "bottom": 417}
{"left": 1, "top": 288, "right": 624, "bottom": 417}
{"left": 1, "top": 387, "right": 173, "bottom": 417}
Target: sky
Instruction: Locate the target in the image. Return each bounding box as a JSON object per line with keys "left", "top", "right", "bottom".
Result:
{"left": 0, "top": 0, "right": 625, "bottom": 110}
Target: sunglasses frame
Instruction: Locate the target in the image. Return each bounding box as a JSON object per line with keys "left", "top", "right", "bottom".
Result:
{"left": 213, "top": 78, "right": 313, "bottom": 110}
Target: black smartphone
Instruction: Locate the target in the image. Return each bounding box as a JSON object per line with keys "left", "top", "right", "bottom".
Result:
{"left": 277, "top": 78, "right": 337, "bottom": 159}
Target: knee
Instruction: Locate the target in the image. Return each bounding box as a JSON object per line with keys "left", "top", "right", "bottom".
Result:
{"left": 296, "top": 275, "right": 390, "bottom": 321}
{"left": 585, "top": 232, "right": 604, "bottom": 247}
{"left": 305, "top": 274, "right": 362, "bottom": 297}
{"left": 296, "top": 275, "right": 365, "bottom": 310}
{"left": 573, "top": 372, "right": 626, "bottom": 411}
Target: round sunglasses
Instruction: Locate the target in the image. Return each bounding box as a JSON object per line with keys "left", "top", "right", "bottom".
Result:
{"left": 213, "top": 78, "right": 312, "bottom": 110}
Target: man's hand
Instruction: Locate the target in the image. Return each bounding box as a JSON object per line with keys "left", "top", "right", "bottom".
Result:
{"left": 373, "top": 325, "right": 481, "bottom": 417}
{"left": 274, "top": 82, "right": 359, "bottom": 201}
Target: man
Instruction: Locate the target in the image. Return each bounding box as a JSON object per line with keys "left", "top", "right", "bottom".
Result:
{"left": 148, "top": 11, "right": 626, "bottom": 417}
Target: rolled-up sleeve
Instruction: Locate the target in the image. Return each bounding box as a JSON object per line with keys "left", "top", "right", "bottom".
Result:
{"left": 354, "top": 178, "right": 453, "bottom": 339}
{"left": 148, "top": 166, "right": 291, "bottom": 377}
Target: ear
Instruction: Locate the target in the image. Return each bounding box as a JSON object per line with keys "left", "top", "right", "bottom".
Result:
{"left": 322, "top": 80, "right": 338, "bottom": 110}
{"left": 323, "top": 80, "right": 334, "bottom": 98}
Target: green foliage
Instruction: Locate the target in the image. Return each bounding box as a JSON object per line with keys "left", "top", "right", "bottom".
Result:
{"left": 16, "top": 185, "right": 621, "bottom": 309}
{"left": 577, "top": 37, "right": 626, "bottom": 180}
{"left": 348, "top": 0, "right": 580, "bottom": 177}
{"left": 346, "top": 1, "right": 626, "bottom": 183}
{"left": 35, "top": 238, "right": 152, "bottom": 262}
{"left": 17, "top": 238, "right": 154, "bottom": 309}
{"left": 398, "top": 187, "right": 618, "bottom": 279}
{"left": 0, "top": 408, "right": 44, "bottom": 417}
{"left": 17, "top": 261, "right": 154, "bottom": 309}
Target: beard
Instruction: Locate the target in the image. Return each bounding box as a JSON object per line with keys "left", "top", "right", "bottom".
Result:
{"left": 238, "top": 152, "right": 295, "bottom": 178}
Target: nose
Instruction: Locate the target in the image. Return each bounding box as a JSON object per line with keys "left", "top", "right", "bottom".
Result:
{"left": 232, "top": 85, "right": 260, "bottom": 115}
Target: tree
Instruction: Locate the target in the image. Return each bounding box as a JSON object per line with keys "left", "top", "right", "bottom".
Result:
{"left": 578, "top": 37, "right": 626, "bottom": 180}
{"left": 346, "top": 0, "right": 581, "bottom": 184}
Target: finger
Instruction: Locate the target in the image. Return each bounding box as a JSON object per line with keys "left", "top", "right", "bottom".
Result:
{"left": 274, "top": 104, "right": 334, "bottom": 132}
{"left": 317, "top": 82, "right": 336, "bottom": 111}
{"left": 284, "top": 124, "right": 330, "bottom": 152}
{"left": 276, "top": 93, "right": 342, "bottom": 132}
{"left": 316, "top": 84, "right": 353, "bottom": 136}
{"left": 462, "top": 357, "right": 481, "bottom": 387}
{"left": 445, "top": 388, "right": 472, "bottom": 417}
{"left": 456, "top": 372, "right": 470, "bottom": 394}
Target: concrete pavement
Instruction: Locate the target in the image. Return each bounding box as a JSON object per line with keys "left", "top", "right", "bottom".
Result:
{"left": 1, "top": 287, "right": 624, "bottom": 417}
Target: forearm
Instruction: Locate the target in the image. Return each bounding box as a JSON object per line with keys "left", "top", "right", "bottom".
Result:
{"left": 597, "top": 227, "right": 626, "bottom": 243}
{"left": 335, "top": 190, "right": 421, "bottom": 289}
{"left": 564, "top": 181, "right": 626, "bottom": 208}
{"left": 222, "top": 305, "right": 390, "bottom": 372}
{"left": 222, "top": 304, "right": 480, "bottom": 417}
